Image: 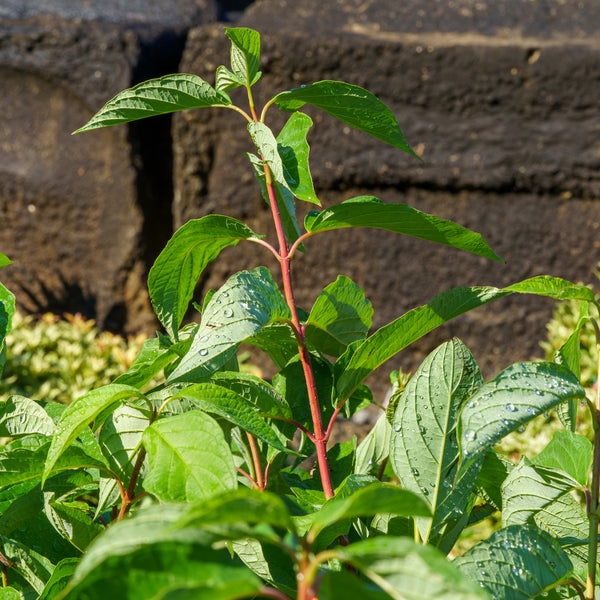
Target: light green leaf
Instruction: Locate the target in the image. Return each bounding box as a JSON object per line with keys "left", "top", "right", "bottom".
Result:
{"left": 390, "top": 339, "right": 483, "bottom": 544}
{"left": 0, "top": 396, "right": 55, "bottom": 437}
{"left": 39, "top": 558, "right": 79, "bottom": 600}
{"left": 277, "top": 111, "right": 319, "bottom": 204}
{"left": 0, "top": 253, "right": 11, "bottom": 268}
{"left": 168, "top": 267, "right": 291, "bottom": 383}
{"left": 245, "top": 322, "right": 299, "bottom": 370}
{"left": 337, "top": 536, "right": 490, "bottom": 600}
{"left": 148, "top": 215, "right": 260, "bottom": 339}
{"left": 248, "top": 122, "right": 288, "bottom": 190}
{"left": 453, "top": 525, "right": 572, "bottom": 600}
{"left": 247, "top": 152, "right": 303, "bottom": 247}
{"left": 2, "top": 538, "right": 54, "bottom": 594}
{"left": 501, "top": 458, "right": 580, "bottom": 527}
{"left": 460, "top": 362, "right": 586, "bottom": 468}
{"left": 225, "top": 27, "right": 261, "bottom": 86}
{"left": 0, "top": 588, "right": 20, "bottom": 600}
{"left": 305, "top": 275, "right": 373, "bottom": 357}
{"left": 309, "top": 483, "right": 430, "bottom": 539}
{"left": 355, "top": 413, "right": 392, "bottom": 475}
{"left": 215, "top": 65, "right": 243, "bottom": 92}
{"left": 0, "top": 281, "right": 15, "bottom": 361}
{"left": 57, "top": 504, "right": 262, "bottom": 600}
{"left": 43, "top": 384, "right": 146, "bottom": 483}
{"left": 274, "top": 80, "right": 419, "bottom": 158}
{"left": 336, "top": 286, "right": 510, "bottom": 401}
{"left": 306, "top": 197, "right": 501, "bottom": 262}
{"left": 74, "top": 73, "right": 232, "bottom": 133}
{"left": 172, "top": 383, "right": 291, "bottom": 452}
{"left": 142, "top": 411, "right": 237, "bottom": 502}
{"left": 532, "top": 430, "right": 592, "bottom": 486}
{"left": 505, "top": 276, "right": 598, "bottom": 304}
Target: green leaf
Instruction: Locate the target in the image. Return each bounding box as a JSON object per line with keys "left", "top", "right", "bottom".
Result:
{"left": 148, "top": 215, "right": 260, "bottom": 339}
{"left": 225, "top": 27, "right": 261, "bottom": 86}
{"left": 0, "top": 281, "right": 15, "bottom": 371}
{"left": 355, "top": 413, "right": 392, "bottom": 475}
{"left": 0, "top": 396, "right": 55, "bottom": 437}
{"left": 306, "top": 197, "right": 501, "bottom": 262}
{"left": 475, "top": 450, "right": 513, "bottom": 511}
{"left": 532, "top": 430, "right": 592, "bottom": 486}
{"left": 43, "top": 384, "right": 146, "bottom": 483}
{"left": 246, "top": 322, "right": 299, "bottom": 370}
{"left": 305, "top": 275, "right": 373, "bottom": 357}
{"left": 336, "top": 286, "right": 510, "bottom": 401}
{"left": 168, "top": 267, "right": 291, "bottom": 383}
{"left": 309, "top": 483, "right": 430, "bottom": 540}
{"left": 0, "top": 588, "right": 20, "bottom": 600}
{"left": 215, "top": 65, "right": 243, "bottom": 92}
{"left": 74, "top": 73, "right": 232, "bottom": 133}
{"left": 142, "top": 411, "right": 237, "bottom": 502}
{"left": 505, "top": 276, "right": 598, "bottom": 304}
{"left": 390, "top": 339, "right": 483, "bottom": 544}
{"left": 318, "top": 570, "right": 391, "bottom": 600}
{"left": 114, "top": 337, "right": 176, "bottom": 388}
{"left": 274, "top": 80, "right": 419, "bottom": 158}
{"left": 2, "top": 538, "right": 54, "bottom": 594}
{"left": 0, "top": 252, "right": 11, "bottom": 268}
{"left": 44, "top": 497, "right": 104, "bottom": 552}
{"left": 39, "top": 558, "right": 79, "bottom": 600}
{"left": 172, "top": 383, "right": 291, "bottom": 452}
{"left": 247, "top": 152, "right": 303, "bottom": 248}
{"left": 57, "top": 504, "right": 262, "bottom": 600}
{"left": 459, "top": 362, "right": 586, "bottom": 469}
{"left": 453, "top": 525, "right": 572, "bottom": 600}
{"left": 248, "top": 122, "right": 289, "bottom": 191}
{"left": 501, "top": 458, "right": 581, "bottom": 527}
{"left": 277, "top": 111, "right": 319, "bottom": 204}
{"left": 337, "top": 536, "right": 490, "bottom": 600}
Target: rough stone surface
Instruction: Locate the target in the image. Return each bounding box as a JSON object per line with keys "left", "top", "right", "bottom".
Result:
{"left": 173, "top": 1, "right": 600, "bottom": 397}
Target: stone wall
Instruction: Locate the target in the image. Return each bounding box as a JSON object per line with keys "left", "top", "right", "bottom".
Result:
{"left": 1, "top": 0, "right": 599, "bottom": 389}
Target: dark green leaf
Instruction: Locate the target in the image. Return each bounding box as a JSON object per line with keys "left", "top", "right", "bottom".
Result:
{"left": 305, "top": 275, "right": 373, "bottom": 357}
{"left": 225, "top": 27, "right": 261, "bottom": 86}
{"left": 475, "top": 450, "right": 513, "bottom": 511}
{"left": 246, "top": 323, "right": 299, "bottom": 370}
{"left": 148, "top": 215, "right": 260, "bottom": 339}
{"left": 459, "top": 362, "right": 586, "bottom": 469}
{"left": 306, "top": 197, "right": 501, "bottom": 262}
{"left": 337, "top": 536, "right": 490, "bottom": 600}
{"left": 39, "top": 558, "right": 79, "bottom": 600}
{"left": 74, "top": 74, "right": 232, "bottom": 133}
{"left": 274, "top": 80, "right": 418, "bottom": 158}
{"left": 44, "top": 498, "right": 104, "bottom": 552}
{"left": 1, "top": 538, "right": 54, "bottom": 594}
{"left": 168, "top": 267, "right": 291, "bottom": 383}
{"left": 114, "top": 337, "right": 176, "bottom": 388}
{"left": 336, "top": 286, "right": 510, "bottom": 401}
{"left": 142, "top": 411, "right": 237, "bottom": 502}
{"left": 453, "top": 525, "right": 572, "bottom": 600}
{"left": 390, "top": 339, "right": 483, "bottom": 544}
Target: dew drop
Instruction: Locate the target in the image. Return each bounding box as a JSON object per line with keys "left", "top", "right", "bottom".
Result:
{"left": 501, "top": 419, "right": 510, "bottom": 426}
{"left": 466, "top": 399, "right": 479, "bottom": 409}
{"left": 422, "top": 488, "right": 429, "bottom": 496}
{"left": 412, "top": 468, "right": 419, "bottom": 477}
{"left": 512, "top": 566, "right": 522, "bottom": 576}
{"left": 222, "top": 292, "right": 229, "bottom": 297}
{"left": 464, "top": 430, "right": 476, "bottom": 442}
{"left": 442, "top": 480, "right": 451, "bottom": 489}
{"left": 394, "top": 425, "right": 402, "bottom": 432}
{"left": 453, "top": 507, "right": 461, "bottom": 514}
{"left": 199, "top": 349, "right": 209, "bottom": 356}
{"left": 526, "top": 406, "right": 535, "bottom": 416}
{"left": 505, "top": 403, "right": 517, "bottom": 412}
{"left": 200, "top": 335, "right": 209, "bottom": 342}
{"left": 479, "top": 570, "right": 488, "bottom": 577}
{"left": 549, "top": 561, "right": 556, "bottom": 569}
{"left": 223, "top": 308, "right": 234, "bottom": 318}
{"left": 518, "top": 425, "right": 526, "bottom": 433}
{"left": 416, "top": 413, "right": 422, "bottom": 422}
{"left": 580, "top": 399, "right": 587, "bottom": 407}
{"left": 419, "top": 426, "right": 427, "bottom": 435}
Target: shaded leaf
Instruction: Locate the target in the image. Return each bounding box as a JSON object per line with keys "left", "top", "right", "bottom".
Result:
{"left": 39, "top": 558, "right": 79, "bottom": 600}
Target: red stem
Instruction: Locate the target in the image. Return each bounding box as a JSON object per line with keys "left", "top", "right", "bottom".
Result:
{"left": 247, "top": 432, "right": 265, "bottom": 490}
{"left": 262, "top": 162, "right": 335, "bottom": 500}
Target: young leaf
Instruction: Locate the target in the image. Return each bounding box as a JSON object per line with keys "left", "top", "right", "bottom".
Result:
{"left": 148, "top": 215, "right": 260, "bottom": 339}
{"left": 453, "top": 525, "right": 572, "bottom": 600}
{"left": 459, "top": 362, "right": 586, "bottom": 469}
{"left": 273, "top": 80, "right": 419, "bottom": 158}
{"left": 43, "top": 384, "right": 147, "bottom": 483}
{"left": 390, "top": 339, "right": 483, "bottom": 544}
{"left": 305, "top": 275, "right": 373, "bottom": 357}
{"left": 225, "top": 27, "right": 261, "bottom": 87}
{"left": 74, "top": 73, "right": 232, "bottom": 133}
{"left": 305, "top": 197, "right": 502, "bottom": 262}
{"left": 142, "top": 411, "right": 237, "bottom": 502}
{"left": 167, "top": 267, "right": 291, "bottom": 383}
{"left": 505, "top": 276, "right": 598, "bottom": 305}
{"left": 355, "top": 412, "right": 392, "bottom": 475}
{"left": 171, "top": 383, "right": 291, "bottom": 452}
{"left": 336, "top": 536, "right": 490, "bottom": 600}
{"left": 335, "top": 286, "right": 511, "bottom": 402}
{"left": 277, "top": 111, "right": 319, "bottom": 204}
